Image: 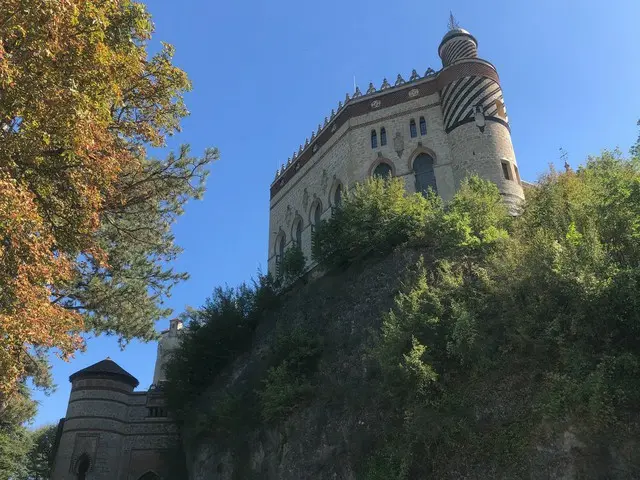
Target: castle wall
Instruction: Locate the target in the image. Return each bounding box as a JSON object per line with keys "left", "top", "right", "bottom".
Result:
{"left": 267, "top": 89, "right": 457, "bottom": 274}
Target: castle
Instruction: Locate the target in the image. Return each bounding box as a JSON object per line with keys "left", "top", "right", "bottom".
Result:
{"left": 268, "top": 22, "right": 524, "bottom": 275}
{"left": 50, "top": 320, "right": 183, "bottom": 480}
{"left": 51, "top": 21, "right": 524, "bottom": 479}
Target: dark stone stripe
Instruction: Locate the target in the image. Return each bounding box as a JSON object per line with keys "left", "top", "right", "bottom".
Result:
{"left": 445, "top": 115, "right": 511, "bottom": 134}
{"left": 60, "top": 427, "right": 179, "bottom": 437}
{"left": 442, "top": 76, "right": 476, "bottom": 122}
{"left": 454, "top": 44, "right": 477, "bottom": 60}
{"left": 69, "top": 397, "right": 131, "bottom": 407}
{"left": 447, "top": 40, "right": 469, "bottom": 62}
{"left": 450, "top": 84, "right": 501, "bottom": 127}
{"left": 64, "top": 415, "right": 175, "bottom": 426}
{"left": 440, "top": 81, "right": 454, "bottom": 104}
{"left": 444, "top": 77, "right": 485, "bottom": 125}
{"left": 71, "top": 385, "right": 132, "bottom": 394}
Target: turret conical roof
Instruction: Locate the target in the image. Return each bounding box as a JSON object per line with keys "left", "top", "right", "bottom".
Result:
{"left": 69, "top": 358, "right": 139, "bottom": 387}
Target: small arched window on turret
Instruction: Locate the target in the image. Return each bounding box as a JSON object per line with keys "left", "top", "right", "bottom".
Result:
{"left": 380, "top": 127, "right": 387, "bottom": 146}
{"left": 419, "top": 116, "right": 427, "bottom": 136}
{"left": 371, "top": 130, "right": 378, "bottom": 149}
{"left": 410, "top": 119, "right": 417, "bottom": 138}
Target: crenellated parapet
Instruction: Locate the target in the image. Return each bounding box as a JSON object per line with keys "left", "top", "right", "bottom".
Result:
{"left": 271, "top": 66, "right": 443, "bottom": 195}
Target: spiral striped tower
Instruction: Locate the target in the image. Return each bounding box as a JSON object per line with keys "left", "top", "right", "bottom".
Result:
{"left": 438, "top": 25, "right": 524, "bottom": 207}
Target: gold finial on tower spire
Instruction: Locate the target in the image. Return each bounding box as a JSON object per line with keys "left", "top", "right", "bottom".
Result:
{"left": 447, "top": 11, "right": 460, "bottom": 30}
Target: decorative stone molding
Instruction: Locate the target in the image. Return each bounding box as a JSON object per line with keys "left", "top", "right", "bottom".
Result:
{"left": 408, "top": 88, "right": 420, "bottom": 98}
{"left": 285, "top": 205, "right": 293, "bottom": 226}
{"left": 313, "top": 144, "right": 319, "bottom": 153}
{"left": 370, "top": 99, "right": 382, "bottom": 109}
{"left": 331, "top": 123, "right": 337, "bottom": 133}
{"left": 366, "top": 82, "right": 376, "bottom": 94}
{"left": 345, "top": 92, "right": 350, "bottom": 102}
{"left": 353, "top": 86, "right": 362, "bottom": 97}
{"left": 395, "top": 74, "right": 405, "bottom": 86}
{"left": 409, "top": 69, "right": 419, "bottom": 81}
{"left": 425, "top": 67, "right": 436, "bottom": 76}
{"left": 321, "top": 169, "right": 329, "bottom": 193}
{"left": 381, "top": 78, "right": 391, "bottom": 90}
{"left": 302, "top": 188, "right": 309, "bottom": 210}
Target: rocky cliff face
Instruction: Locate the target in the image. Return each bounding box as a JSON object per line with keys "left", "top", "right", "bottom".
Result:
{"left": 182, "top": 248, "right": 640, "bottom": 480}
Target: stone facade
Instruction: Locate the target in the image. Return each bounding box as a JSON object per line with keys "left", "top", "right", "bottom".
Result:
{"left": 51, "top": 321, "right": 183, "bottom": 480}
{"left": 268, "top": 25, "right": 524, "bottom": 275}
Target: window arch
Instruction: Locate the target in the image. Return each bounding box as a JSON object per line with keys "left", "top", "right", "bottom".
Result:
{"left": 413, "top": 153, "right": 437, "bottom": 196}
{"left": 311, "top": 200, "right": 323, "bottom": 227}
{"left": 138, "top": 472, "right": 161, "bottom": 480}
{"left": 291, "top": 217, "right": 302, "bottom": 246}
{"left": 373, "top": 162, "right": 392, "bottom": 179}
{"left": 371, "top": 130, "right": 377, "bottom": 149}
{"left": 275, "top": 231, "right": 286, "bottom": 260}
{"left": 409, "top": 119, "right": 417, "bottom": 138}
{"left": 419, "top": 116, "right": 427, "bottom": 136}
{"left": 380, "top": 127, "right": 387, "bottom": 146}
{"left": 333, "top": 183, "right": 343, "bottom": 207}
{"left": 75, "top": 454, "right": 90, "bottom": 480}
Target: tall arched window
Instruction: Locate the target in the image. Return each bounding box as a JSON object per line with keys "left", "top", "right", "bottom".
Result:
{"left": 380, "top": 127, "right": 387, "bottom": 146}
{"left": 419, "top": 116, "right": 427, "bottom": 136}
{"left": 312, "top": 201, "right": 322, "bottom": 226}
{"left": 409, "top": 119, "right": 417, "bottom": 138}
{"left": 277, "top": 233, "right": 285, "bottom": 260}
{"left": 293, "top": 218, "right": 302, "bottom": 246}
{"left": 76, "top": 454, "right": 90, "bottom": 480}
{"left": 371, "top": 130, "right": 378, "bottom": 149}
{"left": 334, "top": 184, "right": 343, "bottom": 207}
{"left": 413, "top": 153, "right": 437, "bottom": 196}
{"left": 373, "top": 162, "right": 392, "bottom": 178}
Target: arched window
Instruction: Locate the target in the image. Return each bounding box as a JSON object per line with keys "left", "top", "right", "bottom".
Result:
{"left": 419, "top": 116, "right": 427, "bottom": 136}
{"left": 76, "top": 454, "right": 90, "bottom": 480}
{"left": 380, "top": 127, "right": 387, "bottom": 146}
{"left": 277, "top": 233, "right": 285, "bottom": 260}
{"left": 292, "top": 218, "right": 302, "bottom": 246}
{"left": 333, "top": 184, "right": 343, "bottom": 207}
{"left": 312, "top": 201, "right": 322, "bottom": 226}
{"left": 373, "top": 162, "right": 392, "bottom": 179}
{"left": 138, "top": 472, "right": 161, "bottom": 480}
{"left": 409, "top": 119, "right": 417, "bottom": 138}
{"left": 371, "top": 130, "right": 377, "bottom": 149}
{"left": 413, "top": 153, "right": 437, "bottom": 196}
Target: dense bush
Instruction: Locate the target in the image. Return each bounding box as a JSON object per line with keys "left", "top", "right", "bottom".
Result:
{"left": 312, "top": 177, "right": 440, "bottom": 268}
{"left": 258, "top": 327, "right": 323, "bottom": 423}
{"left": 277, "top": 245, "right": 307, "bottom": 284}
{"left": 164, "top": 273, "right": 278, "bottom": 421}
{"left": 361, "top": 150, "right": 640, "bottom": 477}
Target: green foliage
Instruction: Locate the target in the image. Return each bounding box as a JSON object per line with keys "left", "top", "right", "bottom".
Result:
{"left": 0, "top": 385, "right": 37, "bottom": 480}
{"left": 312, "top": 177, "right": 439, "bottom": 268}
{"left": 362, "top": 148, "right": 640, "bottom": 477}
{"left": 21, "top": 424, "right": 58, "bottom": 480}
{"left": 277, "top": 245, "right": 306, "bottom": 284}
{"left": 258, "top": 328, "right": 323, "bottom": 423}
{"left": 164, "top": 273, "right": 278, "bottom": 421}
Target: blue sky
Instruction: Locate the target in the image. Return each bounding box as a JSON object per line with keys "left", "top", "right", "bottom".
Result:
{"left": 32, "top": 0, "right": 640, "bottom": 427}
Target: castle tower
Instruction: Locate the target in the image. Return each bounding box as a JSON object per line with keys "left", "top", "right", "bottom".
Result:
{"left": 51, "top": 358, "right": 139, "bottom": 480}
{"left": 437, "top": 22, "right": 524, "bottom": 208}
{"left": 152, "top": 318, "right": 183, "bottom": 385}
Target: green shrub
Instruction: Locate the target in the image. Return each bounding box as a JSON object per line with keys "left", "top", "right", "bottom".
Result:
{"left": 258, "top": 327, "right": 323, "bottom": 423}
{"left": 164, "top": 273, "right": 278, "bottom": 421}
{"left": 277, "top": 245, "right": 306, "bottom": 284}
{"left": 312, "top": 177, "right": 439, "bottom": 269}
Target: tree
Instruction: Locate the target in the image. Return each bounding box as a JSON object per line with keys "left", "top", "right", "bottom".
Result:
{"left": 0, "top": 0, "right": 217, "bottom": 401}
{"left": 0, "top": 385, "right": 36, "bottom": 480}
{"left": 23, "top": 424, "right": 58, "bottom": 480}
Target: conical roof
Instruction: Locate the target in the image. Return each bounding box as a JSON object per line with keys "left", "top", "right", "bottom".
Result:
{"left": 69, "top": 358, "right": 139, "bottom": 387}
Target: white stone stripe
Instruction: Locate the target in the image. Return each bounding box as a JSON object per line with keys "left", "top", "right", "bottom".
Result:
{"left": 444, "top": 77, "right": 490, "bottom": 126}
